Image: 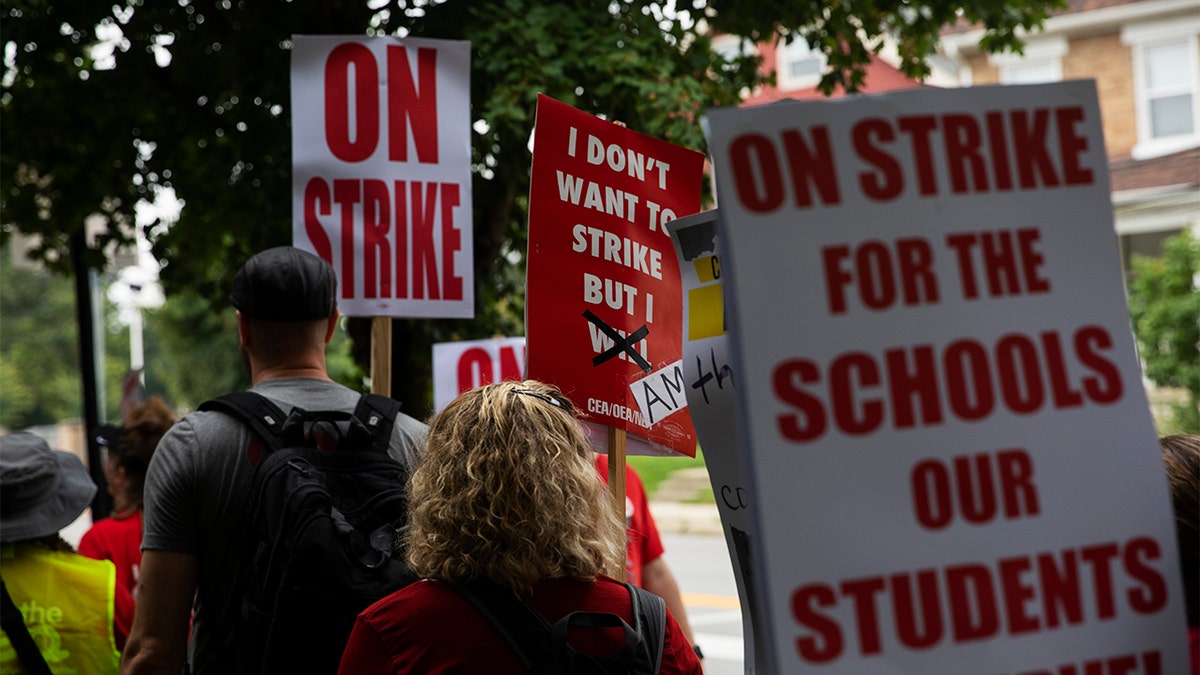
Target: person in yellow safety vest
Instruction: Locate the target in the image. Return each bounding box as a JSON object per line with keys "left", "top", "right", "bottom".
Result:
{"left": 0, "top": 432, "right": 135, "bottom": 675}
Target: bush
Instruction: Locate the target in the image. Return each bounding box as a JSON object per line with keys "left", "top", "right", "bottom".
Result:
{"left": 1128, "top": 229, "right": 1200, "bottom": 433}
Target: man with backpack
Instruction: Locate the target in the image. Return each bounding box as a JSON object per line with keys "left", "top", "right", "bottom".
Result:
{"left": 119, "top": 246, "right": 428, "bottom": 675}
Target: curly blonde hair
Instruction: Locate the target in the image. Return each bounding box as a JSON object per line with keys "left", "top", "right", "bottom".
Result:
{"left": 405, "top": 380, "right": 624, "bottom": 594}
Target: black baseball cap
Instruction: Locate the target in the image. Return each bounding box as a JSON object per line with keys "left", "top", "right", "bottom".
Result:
{"left": 95, "top": 424, "right": 123, "bottom": 450}
{"left": 230, "top": 247, "right": 337, "bottom": 321}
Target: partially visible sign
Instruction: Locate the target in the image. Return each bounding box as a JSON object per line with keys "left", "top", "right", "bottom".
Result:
{"left": 668, "top": 210, "right": 765, "bottom": 672}
{"left": 432, "top": 337, "right": 526, "bottom": 411}
{"left": 526, "top": 95, "right": 703, "bottom": 457}
{"left": 291, "top": 36, "right": 473, "bottom": 318}
{"left": 119, "top": 368, "right": 146, "bottom": 422}
{"left": 432, "top": 336, "right": 692, "bottom": 458}
{"left": 705, "top": 82, "right": 1187, "bottom": 673}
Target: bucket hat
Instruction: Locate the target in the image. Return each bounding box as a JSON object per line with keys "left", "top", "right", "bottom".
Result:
{"left": 0, "top": 432, "right": 97, "bottom": 543}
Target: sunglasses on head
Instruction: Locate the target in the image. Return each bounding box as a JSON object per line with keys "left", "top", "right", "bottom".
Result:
{"left": 510, "top": 388, "right": 573, "bottom": 413}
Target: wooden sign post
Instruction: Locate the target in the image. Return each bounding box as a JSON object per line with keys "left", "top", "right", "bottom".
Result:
{"left": 606, "top": 427, "right": 627, "bottom": 581}
{"left": 371, "top": 317, "right": 392, "bottom": 396}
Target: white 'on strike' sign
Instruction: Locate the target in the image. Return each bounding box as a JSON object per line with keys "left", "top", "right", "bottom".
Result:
{"left": 704, "top": 81, "right": 1187, "bottom": 674}
{"left": 291, "top": 35, "right": 473, "bottom": 319}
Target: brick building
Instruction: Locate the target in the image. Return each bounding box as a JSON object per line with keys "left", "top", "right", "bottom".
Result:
{"left": 939, "top": 0, "right": 1200, "bottom": 270}
{"left": 727, "top": 36, "right": 929, "bottom": 105}
{"left": 717, "top": 2, "right": 1198, "bottom": 269}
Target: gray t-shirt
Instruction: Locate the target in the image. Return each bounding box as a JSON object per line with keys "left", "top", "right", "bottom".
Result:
{"left": 141, "top": 378, "right": 427, "bottom": 675}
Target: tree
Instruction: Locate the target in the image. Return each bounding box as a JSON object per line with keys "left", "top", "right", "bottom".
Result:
{"left": 707, "top": 0, "right": 1066, "bottom": 94}
{"left": 1128, "top": 230, "right": 1200, "bottom": 434}
{"left": 0, "top": 247, "right": 364, "bottom": 424}
{"left": 141, "top": 288, "right": 249, "bottom": 411}
{"left": 142, "top": 289, "right": 364, "bottom": 412}
{"left": 0, "top": 247, "right": 137, "bottom": 428}
{"left": 0, "top": 254, "right": 83, "bottom": 427}
{"left": 1, "top": 0, "right": 1059, "bottom": 416}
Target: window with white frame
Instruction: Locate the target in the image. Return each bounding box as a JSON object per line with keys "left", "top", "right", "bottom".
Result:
{"left": 1142, "top": 41, "right": 1195, "bottom": 138}
{"left": 711, "top": 34, "right": 755, "bottom": 64}
{"left": 1123, "top": 17, "right": 1200, "bottom": 159}
{"left": 776, "top": 37, "right": 825, "bottom": 91}
{"left": 712, "top": 34, "right": 758, "bottom": 100}
{"left": 1002, "top": 59, "right": 1061, "bottom": 84}
{"left": 990, "top": 36, "right": 1066, "bottom": 85}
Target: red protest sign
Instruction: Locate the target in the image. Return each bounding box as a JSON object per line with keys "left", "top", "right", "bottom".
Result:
{"left": 526, "top": 95, "right": 703, "bottom": 457}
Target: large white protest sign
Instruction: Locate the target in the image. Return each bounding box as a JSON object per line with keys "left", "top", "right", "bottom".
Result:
{"left": 705, "top": 81, "right": 1187, "bottom": 673}
{"left": 291, "top": 36, "right": 473, "bottom": 318}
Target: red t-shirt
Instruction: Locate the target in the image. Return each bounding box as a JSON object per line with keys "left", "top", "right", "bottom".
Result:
{"left": 337, "top": 576, "right": 701, "bottom": 674}
{"left": 78, "top": 510, "right": 143, "bottom": 600}
{"left": 595, "top": 454, "right": 665, "bottom": 588}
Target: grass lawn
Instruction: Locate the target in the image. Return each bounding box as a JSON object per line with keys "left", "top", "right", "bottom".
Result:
{"left": 626, "top": 447, "right": 707, "bottom": 499}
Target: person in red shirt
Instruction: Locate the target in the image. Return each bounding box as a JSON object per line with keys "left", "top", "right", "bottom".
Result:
{"left": 595, "top": 453, "right": 702, "bottom": 663}
{"left": 338, "top": 380, "right": 702, "bottom": 674}
{"left": 79, "top": 397, "right": 177, "bottom": 600}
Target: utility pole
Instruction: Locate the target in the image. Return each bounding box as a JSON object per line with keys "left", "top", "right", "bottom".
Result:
{"left": 71, "top": 230, "right": 110, "bottom": 520}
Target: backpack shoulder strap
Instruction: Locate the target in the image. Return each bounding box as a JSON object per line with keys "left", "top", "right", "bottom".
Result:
{"left": 198, "top": 391, "right": 289, "bottom": 455}
{"left": 438, "top": 578, "right": 547, "bottom": 673}
{"left": 628, "top": 583, "right": 666, "bottom": 675}
{"left": 352, "top": 393, "right": 402, "bottom": 455}
{"left": 0, "top": 577, "right": 53, "bottom": 675}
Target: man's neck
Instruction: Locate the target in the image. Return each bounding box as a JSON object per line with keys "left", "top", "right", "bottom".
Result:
{"left": 251, "top": 364, "right": 332, "bottom": 384}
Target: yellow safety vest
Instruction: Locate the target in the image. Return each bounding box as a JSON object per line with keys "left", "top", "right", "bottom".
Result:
{"left": 0, "top": 543, "right": 121, "bottom": 675}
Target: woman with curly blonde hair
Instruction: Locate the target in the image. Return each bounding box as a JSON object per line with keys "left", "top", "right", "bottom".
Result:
{"left": 338, "top": 380, "right": 702, "bottom": 674}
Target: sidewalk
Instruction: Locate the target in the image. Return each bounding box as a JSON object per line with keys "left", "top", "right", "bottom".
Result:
{"left": 648, "top": 500, "right": 723, "bottom": 535}
{"left": 647, "top": 466, "right": 723, "bottom": 535}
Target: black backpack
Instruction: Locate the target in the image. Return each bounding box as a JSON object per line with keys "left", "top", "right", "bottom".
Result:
{"left": 199, "top": 391, "right": 418, "bottom": 675}
{"left": 442, "top": 578, "right": 666, "bottom": 675}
